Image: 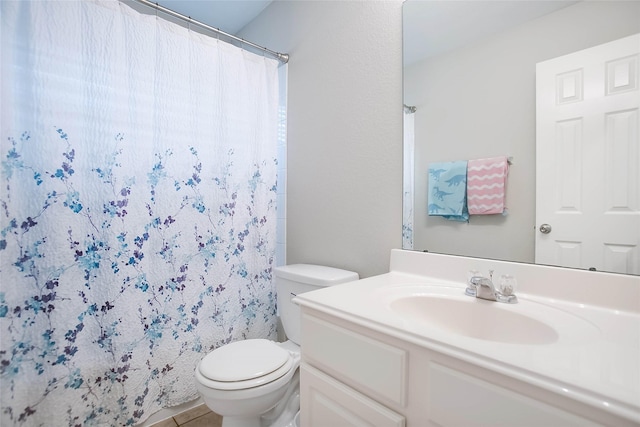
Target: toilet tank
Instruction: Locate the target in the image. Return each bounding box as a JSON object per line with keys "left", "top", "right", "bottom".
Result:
{"left": 275, "top": 264, "right": 359, "bottom": 345}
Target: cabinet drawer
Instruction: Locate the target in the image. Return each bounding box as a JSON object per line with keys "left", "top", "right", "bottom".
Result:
{"left": 301, "top": 313, "right": 408, "bottom": 406}
{"left": 301, "top": 363, "right": 405, "bottom": 427}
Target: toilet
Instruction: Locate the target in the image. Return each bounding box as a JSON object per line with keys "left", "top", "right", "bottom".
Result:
{"left": 195, "top": 264, "right": 359, "bottom": 427}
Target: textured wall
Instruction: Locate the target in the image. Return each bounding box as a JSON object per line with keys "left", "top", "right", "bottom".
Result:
{"left": 240, "top": 1, "right": 404, "bottom": 278}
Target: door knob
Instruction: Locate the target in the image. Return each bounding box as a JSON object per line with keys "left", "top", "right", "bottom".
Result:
{"left": 539, "top": 224, "right": 552, "bottom": 234}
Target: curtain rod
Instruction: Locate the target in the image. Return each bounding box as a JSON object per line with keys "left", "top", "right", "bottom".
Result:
{"left": 129, "top": 0, "right": 289, "bottom": 64}
{"left": 404, "top": 104, "right": 416, "bottom": 113}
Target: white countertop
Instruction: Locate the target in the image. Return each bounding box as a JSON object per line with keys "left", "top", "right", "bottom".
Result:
{"left": 295, "top": 252, "right": 640, "bottom": 424}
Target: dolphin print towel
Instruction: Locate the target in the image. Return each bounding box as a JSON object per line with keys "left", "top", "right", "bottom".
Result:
{"left": 467, "top": 156, "right": 509, "bottom": 215}
{"left": 428, "top": 161, "right": 469, "bottom": 222}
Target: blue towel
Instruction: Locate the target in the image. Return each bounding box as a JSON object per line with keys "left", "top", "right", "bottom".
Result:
{"left": 428, "top": 161, "right": 469, "bottom": 222}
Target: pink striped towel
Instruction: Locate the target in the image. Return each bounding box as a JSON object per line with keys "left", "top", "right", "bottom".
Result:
{"left": 467, "top": 156, "right": 509, "bottom": 215}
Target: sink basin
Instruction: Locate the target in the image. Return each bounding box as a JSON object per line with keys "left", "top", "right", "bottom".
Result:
{"left": 390, "top": 294, "right": 559, "bottom": 345}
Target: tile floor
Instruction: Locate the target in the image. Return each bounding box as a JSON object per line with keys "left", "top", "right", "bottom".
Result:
{"left": 150, "top": 404, "right": 222, "bottom": 427}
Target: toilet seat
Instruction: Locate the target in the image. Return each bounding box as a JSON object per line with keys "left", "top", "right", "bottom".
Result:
{"left": 198, "top": 339, "right": 294, "bottom": 391}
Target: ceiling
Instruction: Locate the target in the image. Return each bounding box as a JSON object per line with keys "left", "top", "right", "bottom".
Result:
{"left": 403, "top": 0, "right": 579, "bottom": 66}
{"left": 150, "top": 1, "right": 578, "bottom": 65}
{"left": 156, "top": 0, "right": 273, "bottom": 35}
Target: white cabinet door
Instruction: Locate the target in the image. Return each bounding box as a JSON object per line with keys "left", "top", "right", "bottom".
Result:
{"left": 300, "top": 363, "right": 405, "bottom": 427}
{"left": 536, "top": 33, "right": 640, "bottom": 274}
{"left": 426, "top": 363, "right": 602, "bottom": 427}
{"left": 301, "top": 313, "right": 408, "bottom": 407}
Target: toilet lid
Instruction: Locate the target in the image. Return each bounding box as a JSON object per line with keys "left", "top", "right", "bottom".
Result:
{"left": 199, "top": 339, "right": 290, "bottom": 383}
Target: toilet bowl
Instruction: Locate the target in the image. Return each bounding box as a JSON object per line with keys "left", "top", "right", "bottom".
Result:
{"left": 195, "top": 339, "right": 300, "bottom": 427}
{"left": 195, "top": 264, "right": 359, "bottom": 427}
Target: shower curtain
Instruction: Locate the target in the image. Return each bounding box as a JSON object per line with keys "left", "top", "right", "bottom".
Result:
{"left": 0, "top": 1, "right": 280, "bottom": 425}
{"left": 403, "top": 110, "right": 415, "bottom": 250}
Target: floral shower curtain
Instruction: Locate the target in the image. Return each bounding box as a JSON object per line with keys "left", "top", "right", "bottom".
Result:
{"left": 403, "top": 109, "right": 415, "bottom": 250}
{"left": 0, "top": 1, "right": 280, "bottom": 425}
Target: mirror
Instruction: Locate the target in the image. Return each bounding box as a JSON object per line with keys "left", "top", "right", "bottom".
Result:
{"left": 403, "top": 0, "right": 640, "bottom": 275}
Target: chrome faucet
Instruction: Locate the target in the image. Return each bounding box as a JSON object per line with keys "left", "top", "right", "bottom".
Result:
{"left": 465, "top": 271, "right": 518, "bottom": 304}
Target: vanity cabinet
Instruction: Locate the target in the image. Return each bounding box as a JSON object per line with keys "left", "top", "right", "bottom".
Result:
{"left": 299, "top": 307, "right": 635, "bottom": 427}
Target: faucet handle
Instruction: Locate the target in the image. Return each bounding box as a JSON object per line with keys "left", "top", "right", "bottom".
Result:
{"left": 498, "top": 274, "right": 517, "bottom": 296}
{"left": 495, "top": 274, "right": 518, "bottom": 303}
{"left": 465, "top": 270, "right": 482, "bottom": 297}
{"left": 467, "top": 269, "right": 482, "bottom": 284}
